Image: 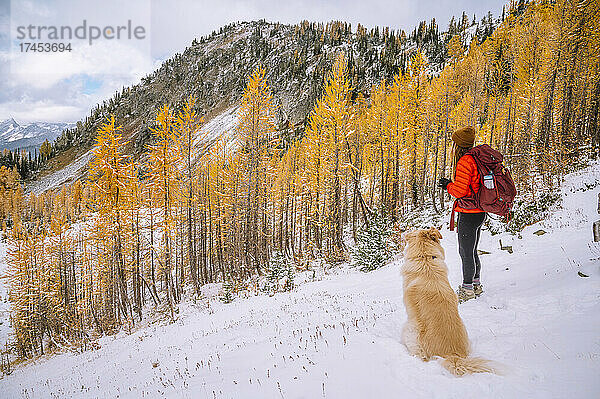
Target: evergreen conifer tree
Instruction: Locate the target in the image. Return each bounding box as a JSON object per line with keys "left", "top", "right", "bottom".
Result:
{"left": 219, "top": 274, "right": 235, "bottom": 304}
{"left": 352, "top": 213, "right": 393, "bottom": 272}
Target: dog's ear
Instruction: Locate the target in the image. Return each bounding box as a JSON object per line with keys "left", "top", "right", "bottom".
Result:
{"left": 404, "top": 231, "right": 417, "bottom": 244}
{"left": 424, "top": 227, "right": 442, "bottom": 242}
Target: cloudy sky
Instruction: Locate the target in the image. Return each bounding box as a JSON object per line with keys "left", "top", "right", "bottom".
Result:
{"left": 0, "top": 0, "right": 506, "bottom": 124}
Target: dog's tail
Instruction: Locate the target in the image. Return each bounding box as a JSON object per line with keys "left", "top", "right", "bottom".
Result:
{"left": 440, "top": 356, "right": 499, "bottom": 376}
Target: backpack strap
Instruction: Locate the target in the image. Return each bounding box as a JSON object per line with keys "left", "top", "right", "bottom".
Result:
{"left": 450, "top": 200, "right": 458, "bottom": 231}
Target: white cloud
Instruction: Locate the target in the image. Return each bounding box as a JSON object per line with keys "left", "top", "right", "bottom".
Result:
{"left": 0, "top": 100, "right": 82, "bottom": 123}
{"left": 17, "top": 0, "right": 54, "bottom": 18}
{"left": 1, "top": 37, "right": 154, "bottom": 123}
{"left": 8, "top": 41, "right": 152, "bottom": 89}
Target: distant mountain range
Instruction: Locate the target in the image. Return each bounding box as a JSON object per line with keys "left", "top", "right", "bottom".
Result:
{"left": 0, "top": 118, "right": 74, "bottom": 153}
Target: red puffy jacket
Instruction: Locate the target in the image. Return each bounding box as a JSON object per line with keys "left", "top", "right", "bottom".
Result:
{"left": 447, "top": 154, "right": 484, "bottom": 213}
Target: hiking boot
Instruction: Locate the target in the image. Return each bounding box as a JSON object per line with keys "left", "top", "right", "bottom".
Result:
{"left": 473, "top": 283, "right": 484, "bottom": 297}
{"left": 457, "top": 285, "right": 476, "bottom": 303}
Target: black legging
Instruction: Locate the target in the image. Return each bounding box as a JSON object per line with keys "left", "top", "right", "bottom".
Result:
{"left": 457, "top": 212, "right": 486, "bottom": 285}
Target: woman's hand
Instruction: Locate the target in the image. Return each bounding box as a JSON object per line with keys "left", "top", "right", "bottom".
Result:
{"left": 438, "top": 177, "right": 451, "bottom": 190}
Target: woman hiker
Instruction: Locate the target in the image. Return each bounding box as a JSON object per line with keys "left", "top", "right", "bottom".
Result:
{"left": 438, "top": 126, "right": 486, "bottom": 303}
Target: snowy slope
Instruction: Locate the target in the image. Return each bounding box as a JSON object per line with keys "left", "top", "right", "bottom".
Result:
{"left": 193, "top": 107, "right": 239, "bottom": 161}
{"left": 0, "top": 119, "right": 19, "bottom": 141}
{"left": 27, "top": 150, "right": 94, "bottom": 195}
{"left": 26, "top": 108, "right": 237, "bottom": 195}
{"left": 0, "top": 163, "right": 599, "bottom": 398}
{"left": 0, "top": 241, "right": 9, "bottom": 348}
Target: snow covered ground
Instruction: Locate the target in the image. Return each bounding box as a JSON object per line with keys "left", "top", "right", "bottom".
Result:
{"left": 0, "top": 241, "right": 9, "bottom": 348}
{"left": 27, "top": 150, "right": 94, "bottom": 195}
{"left": 193, "top": 107, "right": 239, "bottom": 160}
{"left": 1, "top": 162, "right": 599, "bottom": 398}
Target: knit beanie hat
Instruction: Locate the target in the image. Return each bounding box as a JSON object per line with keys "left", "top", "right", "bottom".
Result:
{"left": 451, "top": 126, "right": 476, "bottom": 148}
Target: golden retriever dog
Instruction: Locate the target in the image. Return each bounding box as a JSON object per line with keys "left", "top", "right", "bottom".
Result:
{"left": 401, "top": 227, "right": 496, "bottom": 376}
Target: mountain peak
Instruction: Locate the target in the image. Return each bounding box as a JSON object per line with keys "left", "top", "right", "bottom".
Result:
{"left": 0, "top": 118, "right": 19, "bottom": 128}
{"left": 0, "top": 120, "right": 73, "bottom": 153}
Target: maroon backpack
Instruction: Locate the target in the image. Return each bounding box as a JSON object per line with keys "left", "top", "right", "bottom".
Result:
{"left": 450, "top": 144, "right": 517, "bottom": 231}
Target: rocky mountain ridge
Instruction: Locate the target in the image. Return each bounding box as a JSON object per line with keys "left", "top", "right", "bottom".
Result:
{"left": 0, "top": 118, "right": 73, "bottom": 153}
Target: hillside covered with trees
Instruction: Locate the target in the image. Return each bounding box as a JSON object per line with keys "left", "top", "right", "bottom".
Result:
{"left": 48, "top": 10, "right": 493, "bottom": 156}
